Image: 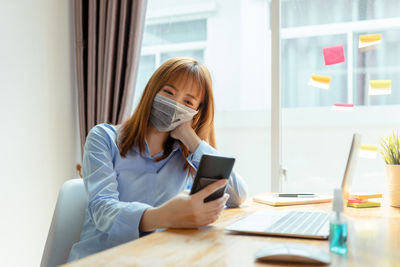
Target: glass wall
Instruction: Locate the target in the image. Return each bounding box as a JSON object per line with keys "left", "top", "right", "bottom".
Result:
{"left": 281, "top": 0, "right": 400, "bottom": 193}
{"left": 134, "top": 0, "right": 400, "bottom": 195}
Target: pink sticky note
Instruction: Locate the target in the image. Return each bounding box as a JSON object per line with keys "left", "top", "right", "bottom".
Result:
{"left": 323, "top": 45, "right": 345, "bottom": 65}
{"left": 333, "top": 102, "right": 353, "bottom": 107}
{"left": 331, "top": 102, "right": 354, "bottom": 111}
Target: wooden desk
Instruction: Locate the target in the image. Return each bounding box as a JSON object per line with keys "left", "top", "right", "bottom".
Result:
{"left": 64, "top": 196, "right": 400, "bottom": 266}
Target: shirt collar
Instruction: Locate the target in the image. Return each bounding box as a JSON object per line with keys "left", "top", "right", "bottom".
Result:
{"left": 130, "top": 139, "right": 182, "bottom": 158}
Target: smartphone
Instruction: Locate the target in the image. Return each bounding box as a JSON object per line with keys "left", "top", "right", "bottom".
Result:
{"left": 190, "top": 154, "right": 235, "bottom": 202}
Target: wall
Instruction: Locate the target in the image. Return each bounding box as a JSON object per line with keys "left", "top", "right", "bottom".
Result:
{"left": 0, "top": 1, "right": 79, "bottom": 266}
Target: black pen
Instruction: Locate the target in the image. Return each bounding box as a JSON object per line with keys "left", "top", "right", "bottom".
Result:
{"left": 273, "top": 193, "right": 317, "bottom": 198}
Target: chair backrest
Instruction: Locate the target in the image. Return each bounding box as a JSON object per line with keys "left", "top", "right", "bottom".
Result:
{"left": 41, "top": 179, "right": 88, "bottom": 267}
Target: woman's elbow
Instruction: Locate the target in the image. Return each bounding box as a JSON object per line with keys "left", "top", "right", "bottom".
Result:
{"left": 226, "top": 186, "right": 248, "bottom": 208}
{"left": 88, "top": 198, "right": 119, "bottom": 233}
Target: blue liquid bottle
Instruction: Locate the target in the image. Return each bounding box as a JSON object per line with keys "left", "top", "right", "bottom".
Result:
{"left": 329, "top": 188, "right": 347, "bottom": 255}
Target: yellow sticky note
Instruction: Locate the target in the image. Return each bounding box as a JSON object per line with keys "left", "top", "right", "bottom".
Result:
{"left": 360, "top": 144, "right": 378, "bottom": 159}
{"left": 360, "top": 144, "right": 378, "bottom": 151}
{"left": 308, "top": 74, "right": 331, "bottom": 90}
{"left": 359, "top": 34, "right": 381, "bottom": 43}
{"left": 347, "top": 201, "right": 381, "bottom": 208}
{"left": 359, "top": 34, "right": 382, "bottom": 50}
{"left": 369, "top": 80, "right": 392, "bottom": 95}
{"left": 369, "top": 80, "right": 391, "bottom": 89}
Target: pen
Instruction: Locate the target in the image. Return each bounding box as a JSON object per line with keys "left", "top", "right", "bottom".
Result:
{"left": 273, "top": 193, "right": 317, "bottom": 198}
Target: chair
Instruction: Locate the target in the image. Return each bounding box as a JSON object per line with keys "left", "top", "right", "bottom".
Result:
{"left": 41, "top": 179, "right": 88, "bottom": 267}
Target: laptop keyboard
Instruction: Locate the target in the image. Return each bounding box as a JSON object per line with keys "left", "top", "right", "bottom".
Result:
{"left": 264, "top": 211, "right": 329, "bottom": 236}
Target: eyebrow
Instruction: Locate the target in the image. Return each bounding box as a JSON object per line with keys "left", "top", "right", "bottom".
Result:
{"left": 165, "top": 84, "right": 177, "bottom": 90}
{"left": 164, "top": 84, "right": 199, "bottom": 100}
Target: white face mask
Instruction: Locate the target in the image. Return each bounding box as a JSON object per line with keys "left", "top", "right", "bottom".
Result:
{"left": 149, "top": 94, "right": 198, "bottom": 132}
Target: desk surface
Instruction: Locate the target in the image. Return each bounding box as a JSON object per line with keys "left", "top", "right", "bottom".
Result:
{"left": 64, "top": 194, "right": 400, "bottom": 267}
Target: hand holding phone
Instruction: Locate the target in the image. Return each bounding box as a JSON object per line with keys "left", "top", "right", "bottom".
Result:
{"left": 190, "top": 154, "right": 235, "bottom": 202}
{"left": 145, "top": 179, "right": 230, "bottom": 230}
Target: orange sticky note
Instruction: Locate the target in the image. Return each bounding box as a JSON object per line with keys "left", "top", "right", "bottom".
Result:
{"left": 349, "top": 193, "right": 382, "bottom": 199}
{"left": 323, "top": 45, "right": 345, "bottom": 65}
{"left": 359, "top": 34, "right": 381, "bottom": 50}
{"left": 359, "top": 34, "right": 381, "bottom": 43}
{"left": 308, "top": 74, "right": 331, "bottom": 90}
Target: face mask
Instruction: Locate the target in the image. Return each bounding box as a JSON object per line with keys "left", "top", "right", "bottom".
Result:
{"left": 149, "top": 94, "right": 198, "bottom": 132}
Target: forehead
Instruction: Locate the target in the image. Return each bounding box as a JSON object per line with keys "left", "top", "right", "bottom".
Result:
{"left": 167, "top": 74, "right": 204, "bottom": 99}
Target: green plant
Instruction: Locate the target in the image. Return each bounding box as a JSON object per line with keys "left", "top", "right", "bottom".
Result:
{"left": 379, "top": 129, "right": 400, "bottom": 165}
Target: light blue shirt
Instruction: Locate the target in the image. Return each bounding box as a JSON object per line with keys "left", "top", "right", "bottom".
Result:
{"left": 68, "top": 123, "right": 248, "bottom": 262}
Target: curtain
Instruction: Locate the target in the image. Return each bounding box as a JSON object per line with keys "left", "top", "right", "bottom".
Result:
{"left": 74, "top": 0, "right": 147, "bottom": 154}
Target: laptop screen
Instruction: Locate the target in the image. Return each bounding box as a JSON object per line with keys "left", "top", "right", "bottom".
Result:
{"left": 341, "top": 133, "right": 361, "bottom": 199}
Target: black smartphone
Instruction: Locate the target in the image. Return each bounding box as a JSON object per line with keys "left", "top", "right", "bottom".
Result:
{"left": 189, "top": 154, "right": 235, "bottom": 202}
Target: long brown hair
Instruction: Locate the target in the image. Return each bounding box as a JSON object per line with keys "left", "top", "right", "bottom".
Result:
{"left": 117, "top": 57, "right": 216, "bottom": 176}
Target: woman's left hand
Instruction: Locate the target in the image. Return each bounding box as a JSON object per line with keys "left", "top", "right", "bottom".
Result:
{"left": 170, "top": 121, "right": 201, "bottom": 153}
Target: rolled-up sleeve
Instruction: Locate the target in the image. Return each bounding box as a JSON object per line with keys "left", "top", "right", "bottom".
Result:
{"left": 82, "top": 126, "right": 152, "bottom": 243}
{"left": 186, "top": 141, "right": 248, "bottom": 207}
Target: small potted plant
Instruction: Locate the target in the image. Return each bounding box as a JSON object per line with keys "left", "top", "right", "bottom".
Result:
{"left": 379, "top": 129, "right": 400, "bottom": 207}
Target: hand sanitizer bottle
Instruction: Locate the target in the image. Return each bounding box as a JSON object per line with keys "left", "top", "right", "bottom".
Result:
{"left": 330, "top": 188, "right": 348, "bottom": 255}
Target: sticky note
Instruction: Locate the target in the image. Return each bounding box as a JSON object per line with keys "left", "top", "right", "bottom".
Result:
{"left": 360, "top": 144, "right": 378, "bottom": 151}
{"left": 323, "top": 45, "right": 345, "bottom": 65}
{"left": 347, "top": 201, "right": 381, "bottom": 208}
{"left": 368, "top": 80, "right": 392, "bottom": 95}
{"left": 359, "top": 34, "right": 381, "bottom": 50}
{"left": 359, "top": 34, "right": 381, "bottom": 43}
{"left": 347, "top": 198, "right": 368, "bottom": 204}
{"left": 308, "top": 74, "right": 331, "bottom": 90}
{"left": 331, "top": 102, "right": 354, "bottom": 111}
{"left": 349, "top": 193, "right": 382, "bottom": 199}
{"left": 359, "top": 144, "right": 378, "bottom": 159}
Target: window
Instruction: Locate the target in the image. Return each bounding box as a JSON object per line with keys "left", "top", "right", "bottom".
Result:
{"left": 133, "top": 19, "right": 207, "bottom": 108}
{"left": 135, "top": 0, "right": 271, "bottom": 197}
{"left": 280, "top": 0, "right": 400, "bottom": 194}
{"left": 281, "top": 0, "right": 400, "bottom": 107}
{"left": 143, "top": 19, "right": 206, "bottom": 46}
{"left": 135, "top": 0, "right": 399, "bottom": 196}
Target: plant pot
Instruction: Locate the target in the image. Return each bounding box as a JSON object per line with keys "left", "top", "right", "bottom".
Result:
{"left": 385, "top": 165, "right": 400, "bottom": 207}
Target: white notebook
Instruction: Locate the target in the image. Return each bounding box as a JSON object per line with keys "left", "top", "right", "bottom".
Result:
{"left": 253, "top": 193, "right": 333, "bottom": 206}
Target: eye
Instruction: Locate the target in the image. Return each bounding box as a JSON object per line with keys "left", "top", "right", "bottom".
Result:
{"left": 163, "top": 89, "right": 173, "bottom": 95}
{"left": 184, "top": 100, "right": 194, "bottom": 106}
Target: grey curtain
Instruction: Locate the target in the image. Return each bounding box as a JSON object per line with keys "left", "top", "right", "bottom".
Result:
{"left": 74, "top": 0, "right": 147, "bottom": 153}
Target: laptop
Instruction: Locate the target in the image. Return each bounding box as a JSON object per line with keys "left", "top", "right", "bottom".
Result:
{"left": 225, "top": 133, "right": 361, "bottom": 240}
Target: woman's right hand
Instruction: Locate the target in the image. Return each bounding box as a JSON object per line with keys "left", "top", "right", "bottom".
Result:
{"left": 143, "top": 179, "right": 230, "bottom": 230}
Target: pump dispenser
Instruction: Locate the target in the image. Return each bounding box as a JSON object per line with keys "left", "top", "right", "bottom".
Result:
{"left": 329, "top": 188, "right": 348, "bottom": 255}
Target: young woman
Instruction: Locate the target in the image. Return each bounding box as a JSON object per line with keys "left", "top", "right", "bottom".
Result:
{"left": 68, "top": 57, "right": 248, "bottom": 261}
